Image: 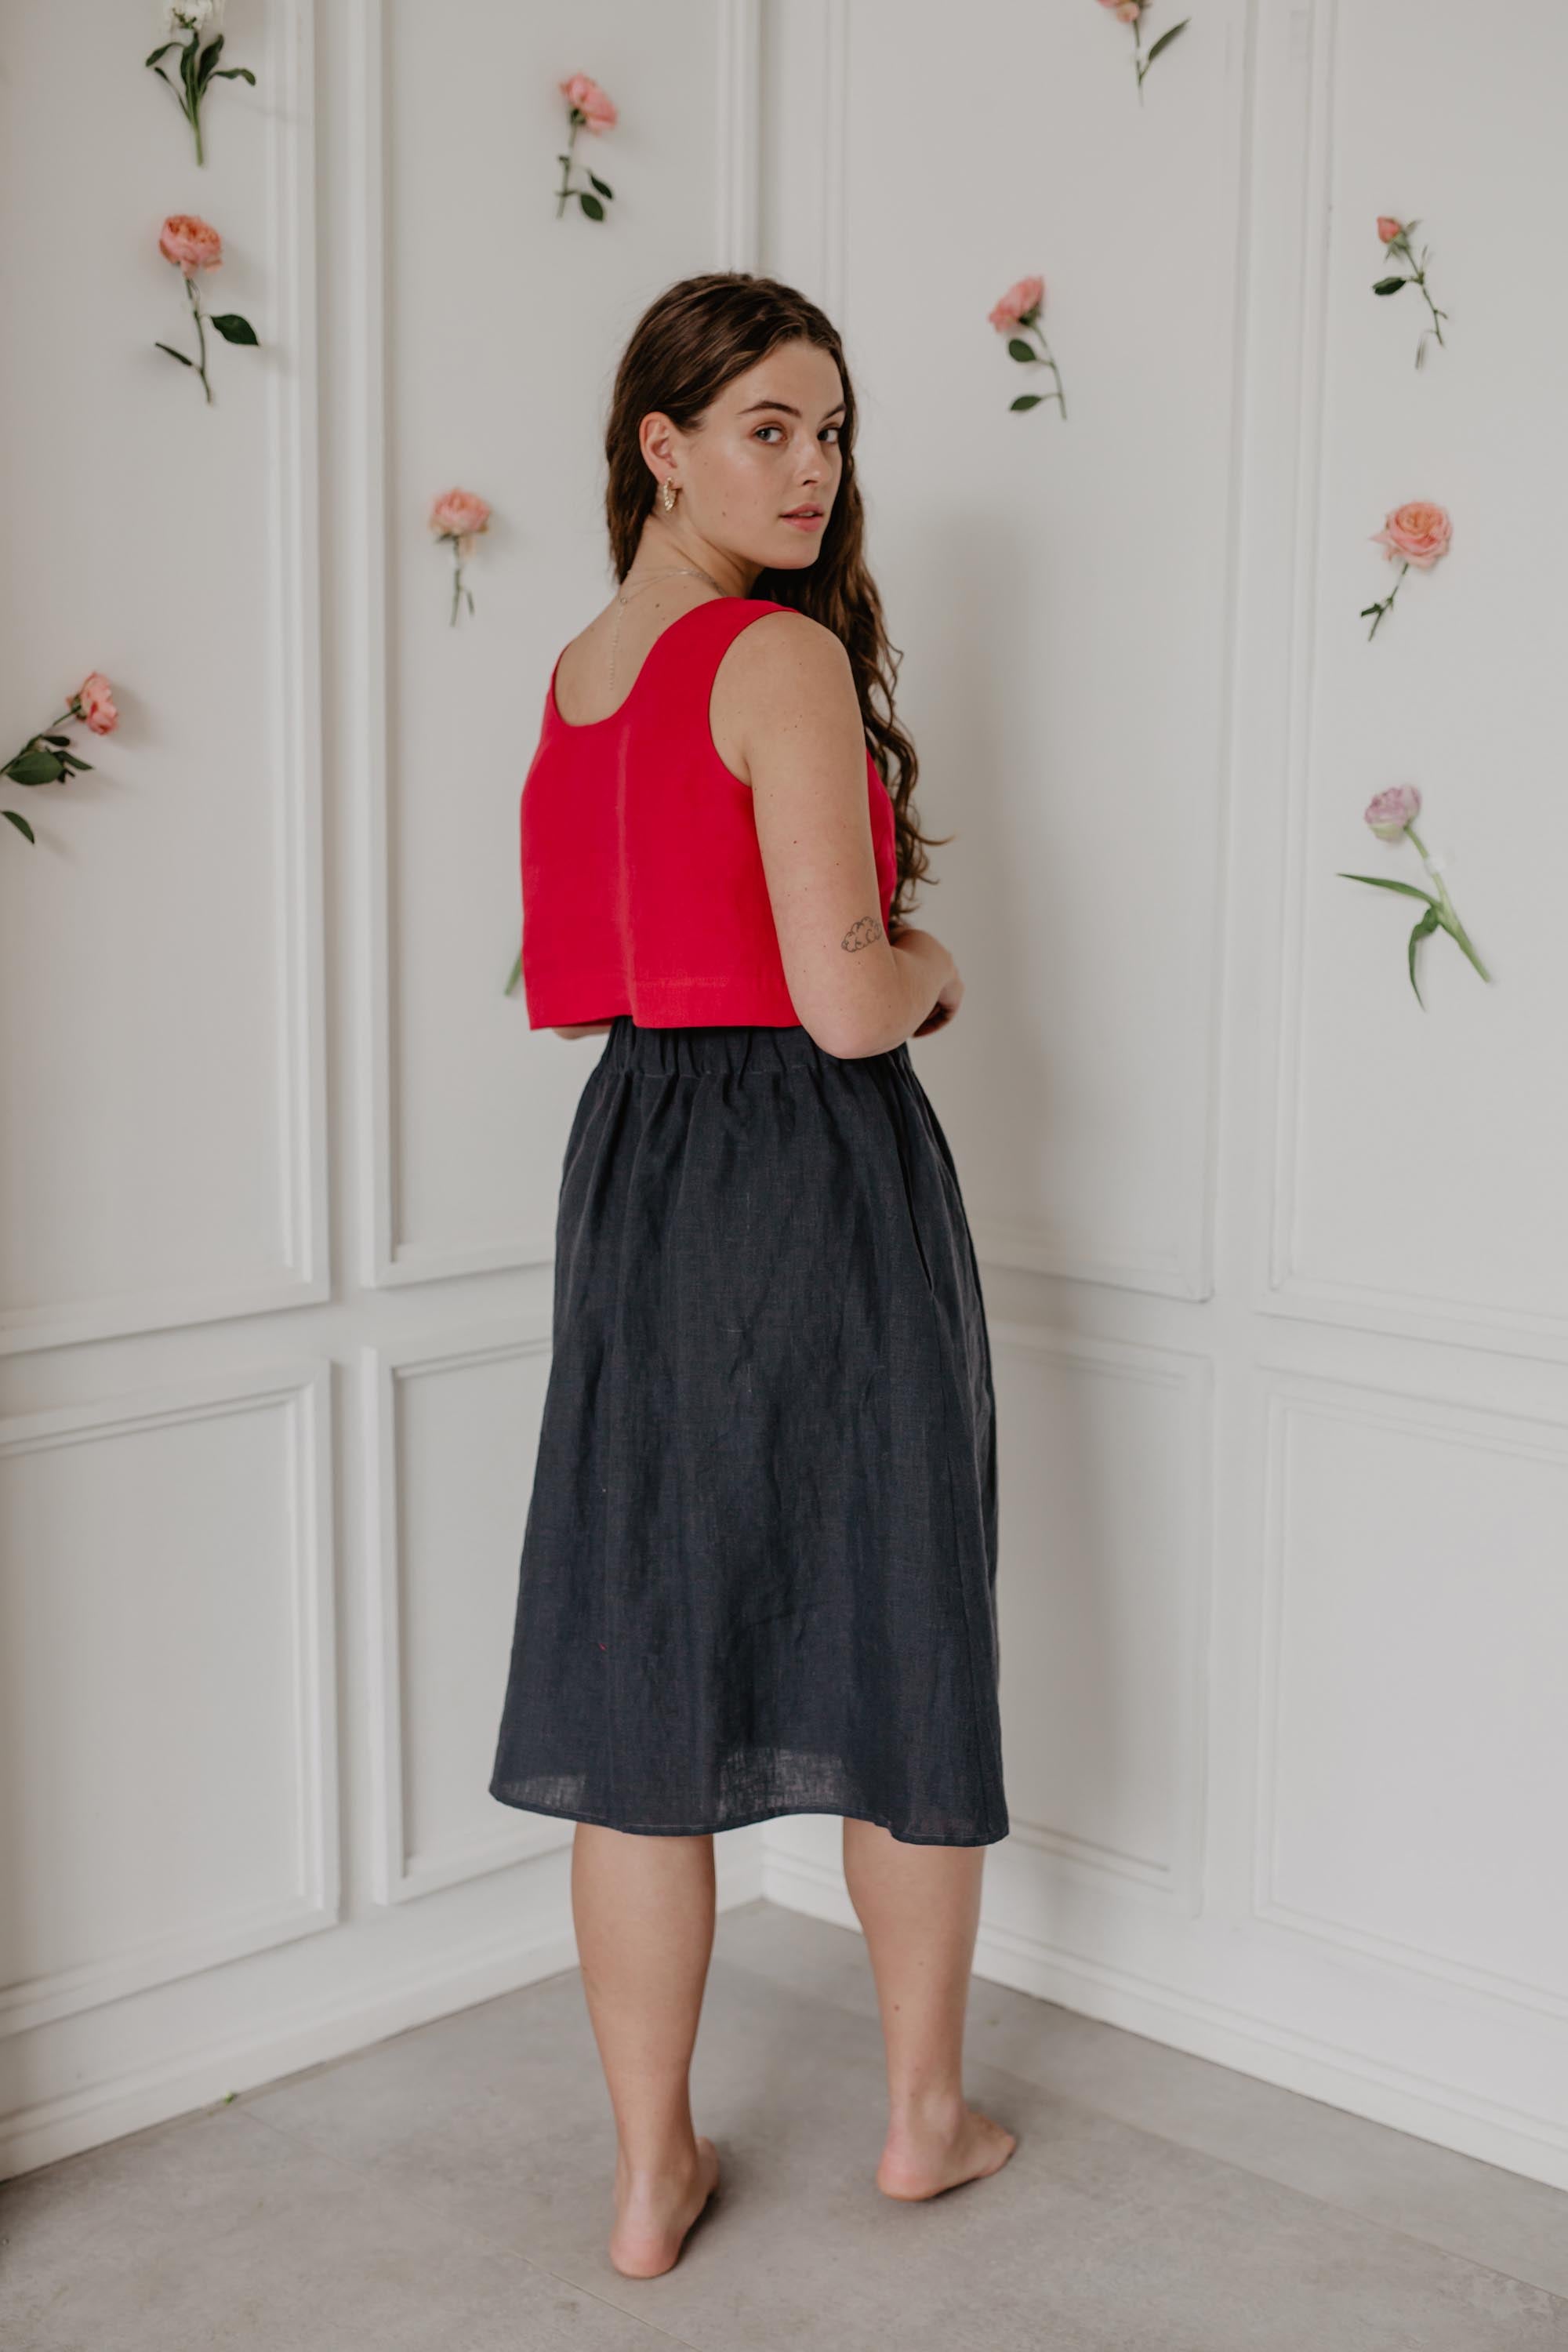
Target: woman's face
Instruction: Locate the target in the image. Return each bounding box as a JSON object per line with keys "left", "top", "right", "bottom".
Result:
{"left": 651, "top": 338, "right": 847, "bottom": 575}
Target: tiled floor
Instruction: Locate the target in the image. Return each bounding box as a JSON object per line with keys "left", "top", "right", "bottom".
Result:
{"left": 4, "top": 1900, "right": 1566, "bottom": 2350}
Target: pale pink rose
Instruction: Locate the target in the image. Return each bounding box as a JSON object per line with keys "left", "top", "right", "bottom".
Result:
{"left": 1370, "top": 499, "right": 1451, "bottom": 568}
{"left": 988, "top": 274, "right": 1045, "bottom": 332}
{"left": 1364, "top": 783, "right": 1421, "bottom": 842}
{"left": 560, "top": 72, "right": 617, "bottom": 131}
{"left": 74, "top": 672, "right": 118, "bottom": 735}
{"left": 429, "top": 488, "right": 492, "bottom": 548}
{"left": 158, "top": 213, "right": 223, "bottom": 274}
{"left": 1096, "top": 0, "right": 1142, "bottom": 17}
{"left": 1376, "top": 216, "right": 1405, "bottom": 245}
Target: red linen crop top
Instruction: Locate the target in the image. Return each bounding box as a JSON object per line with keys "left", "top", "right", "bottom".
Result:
{"left": 518, "top": 597, "right": 899, "bottom": 1029}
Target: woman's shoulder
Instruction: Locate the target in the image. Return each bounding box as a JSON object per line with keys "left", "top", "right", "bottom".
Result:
{"left": 720, "top": 601, "right": 849, "bottom": 688}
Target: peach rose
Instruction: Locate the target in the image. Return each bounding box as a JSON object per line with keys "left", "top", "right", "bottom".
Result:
{"left": 1370, "top": 499, "right": 1451, "bottom": 568}
{"left": 74, "top": 673, "right": 118, "bottom": 735}
{"left": 989, "top": 274, "right": 1044, "bottom": 332}
{"left": 560, "top": 72, "right": 617, "bottom": 131}
{"left": 429, "top": 488, "right": 492, "bottom": 547}
{"left": 158, "top": 213, "right": 223, "bottom": 274}
{"left": 1363, "top": 783, "right": 1420, "bottom": 842}
{"left": 1376, "top": 216, "right": 1405, "bottom": 245}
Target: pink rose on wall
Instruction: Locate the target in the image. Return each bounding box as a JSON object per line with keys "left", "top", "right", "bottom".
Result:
{"left": 1360, "top": 499, "right": 1451, "bottom": 637}
{"left": 2, "top": 673, "right": 119, "bottom": 846}
{"left": 1370, "top": 215, "right": 1449, "bottom": 368}
{"left": 989, "top": 275, "right": 1068, "bottom": 419}
{"left": 1096, "top": 0, "right": 1189, "bottom": 97}
{"left": 145, "top": 1, "right": 256, "bottom": 168}
{"left": 556, "top": 71, "right": 618, "bottom": 222}
{"left": 1338, "top": 783, "right": 1490, "bottom": 1006}
{"left": 154, "top": 213, "right": 257, "bottom": 403}
{"left": 430, "top": 488, "right": 492, "bottom": 626}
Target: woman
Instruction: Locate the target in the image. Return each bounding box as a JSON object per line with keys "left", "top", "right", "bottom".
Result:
{"left": 490, "top": 271, "right": 1014, "bottom": 2281}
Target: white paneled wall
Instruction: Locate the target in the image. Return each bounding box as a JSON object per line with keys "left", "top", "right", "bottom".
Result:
{"left": 1, "top": 0, "right": 1563, "bottom": 2191}
{"left": 758, "top": 0, "right": 1568, "bottom": 2194}
{"left": 0, "top": 0, "right": 767, "bottom": 2181}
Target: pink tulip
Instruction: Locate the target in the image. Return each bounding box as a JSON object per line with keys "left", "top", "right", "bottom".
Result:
{"left": 1370, "top": 499, "right": 1452, "bottom": 568}
{"left": 560, "top": 72, "right": 617, "bottom": 131}
{"left": 988, "top": 274, "right": 1045, "bottom": 332}
{"left": 158, "top": 213, "right": 223, "bottom": 274}
{"left": 74, "top": 673, "right": 118, "bottom": 736}
{"left": 1364, "top": 783, "right": 1421, "bottom": 842}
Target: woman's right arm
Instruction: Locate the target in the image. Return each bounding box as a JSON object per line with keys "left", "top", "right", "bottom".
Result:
{"left": 735, "top": 612, "right": 958, "bottom": 1060}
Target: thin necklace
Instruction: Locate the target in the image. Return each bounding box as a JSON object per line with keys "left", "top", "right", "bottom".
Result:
{"left": 609, "top": 563, "right": 727, "bottom": 700}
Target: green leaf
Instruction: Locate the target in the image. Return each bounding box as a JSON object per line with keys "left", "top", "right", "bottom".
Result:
{"left": 1009, "top": 394, "right": 1044, "bottom": 411}
{"left": 1337, "top": 872, "right": 1439, "bottom": 907}
{"left": 40, "top": 734, "right": 71, "bottom": 748}
{"left": 1406, "top": 906, "right": 1439, "bottom": 1005}
{"left": 210, "top": 313, "right": 259, "bottom": 344}
{"left": 1145, "top": 19, "right": 1189, "bottom": 64}
{"left": 56, "top": 752, "right": 94, "bottom": 773}
{"left": 3, "top": 808, "right": 37, "bottom": 843}
{"left": 145, "top": 39, "right": 180, "bottom": 65}
{"left": 154, "top": 339, "right": 194, "bottom": 365}
{"left": 1007, "top": 338, "right": 1036, "bottom": 363}
{"left": 586, "top": 171, "right": 614, "bottom": 198}
{"left": 5, "top": 750, "right": 65, "bottom": 785}
{"left": 578, "top": 191, "right": 605, "bottom": 221}
{"left": 195, "top": 28, "right": 223, "bottom": 88}
{"left": 1372, "top": 276, "right": 1410, "bottom": 295}
{"left": 503, "top": 951, "right": 522, "bottom": 996}
{"left": 210, "top": 66, "right": 256, "bottom": 83}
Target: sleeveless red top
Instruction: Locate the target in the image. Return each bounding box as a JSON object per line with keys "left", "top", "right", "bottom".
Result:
{"left": 518, "top": 597, "right": 898, "bottom": 1029}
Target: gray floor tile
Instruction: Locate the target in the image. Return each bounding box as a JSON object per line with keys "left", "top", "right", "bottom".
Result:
{"left": 8, "top": 1905, "right": 1567, "bottom": 2352}
{"left": 243, "top": 1934, "right": 1568, "bottom": 2352}
{"left": 0, "top": 2103, "right": 691, "bottom": 2352}
{"left": 716, "top": 1900, "right": 1568, "bottom": 2300}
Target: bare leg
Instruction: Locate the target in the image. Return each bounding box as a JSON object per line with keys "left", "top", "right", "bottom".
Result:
{"left": 841, "top": 1818, "right": 1018, "bottom": 2198}
{"left": 571, "top": 1823, "right": 723, "bottom": 2276}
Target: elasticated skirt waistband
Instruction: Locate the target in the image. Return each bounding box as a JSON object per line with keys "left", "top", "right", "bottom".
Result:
{"left": 597, "top": 1013, "right": 912, "bottom": 1081}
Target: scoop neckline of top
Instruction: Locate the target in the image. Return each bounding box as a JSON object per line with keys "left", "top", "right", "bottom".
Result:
{"left": 547, "top": 593, "right": 781, "bottom": 731}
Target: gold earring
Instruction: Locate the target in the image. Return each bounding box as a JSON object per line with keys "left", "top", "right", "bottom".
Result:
{"left": 659, "top": 478, "right": 677, "bottom": 513}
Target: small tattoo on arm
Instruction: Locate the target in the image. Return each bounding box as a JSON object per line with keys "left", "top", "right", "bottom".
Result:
{"left": 840, "top": 914, "right": 883, "bottom": 952}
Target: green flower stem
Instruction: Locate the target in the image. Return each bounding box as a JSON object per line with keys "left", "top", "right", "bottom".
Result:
{"left": 555, "top": 118, "right": 579, "bottom": 218}
{"left": 1366, "top": 560, "right": 1406, "bottom": 638}
{"left": 1392, "top": 234, "right": 1446, "bottom": 351}
{"left": 5, "top": 707, "right": 75, "bottom": 770}
{"left": 1405, "top": 822, "right": 1490, "bottom": 981}
{"left": 1025, "top": 318, "right": 1067, "bottom": 417}
{"left": 184, "top": 274, "right": 213, "bottom": 405}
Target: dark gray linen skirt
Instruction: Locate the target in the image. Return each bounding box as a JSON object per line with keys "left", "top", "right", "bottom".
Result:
{"left": 488, "top": 1015, "right": 1009, "bottom": 1846}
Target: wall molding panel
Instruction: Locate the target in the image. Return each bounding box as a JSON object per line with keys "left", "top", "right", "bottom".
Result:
{"left": 1254, "top": 0, "right": 1568, "bottom": 1364}
{"left": 0, "top": 0, "right": 328, "bottom": 1356}
{"left": 361, "top": 1316, "right": 570, "bottom": 1905}
{"left": 0, "top": 1360, "right": 338, "bottom": 2036}
{"left": 989, "top": 1323, "right": 1216, "bottom": 1920}
{"left": 354, "top": 0, "right": 767, "bottom": 1292}
{"left": 1251, "top": 1369, "right": 1568, "bottom": 2025}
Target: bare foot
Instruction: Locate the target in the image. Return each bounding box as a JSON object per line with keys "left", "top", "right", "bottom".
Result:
{"left": 876, "top": 2100, "right": 1017, "bottom": 2201}
{"left": 608, "top": 2134, "right": 721, "bottom": 2278}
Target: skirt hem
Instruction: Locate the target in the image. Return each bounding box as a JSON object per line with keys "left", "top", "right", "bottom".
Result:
{"left": 488, "top": 1783, "right": 1010, "bottom": 1848}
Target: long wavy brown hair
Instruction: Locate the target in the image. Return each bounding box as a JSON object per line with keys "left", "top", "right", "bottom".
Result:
{"left": 602, "top": 271, "right": 947, "bottom": 927}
